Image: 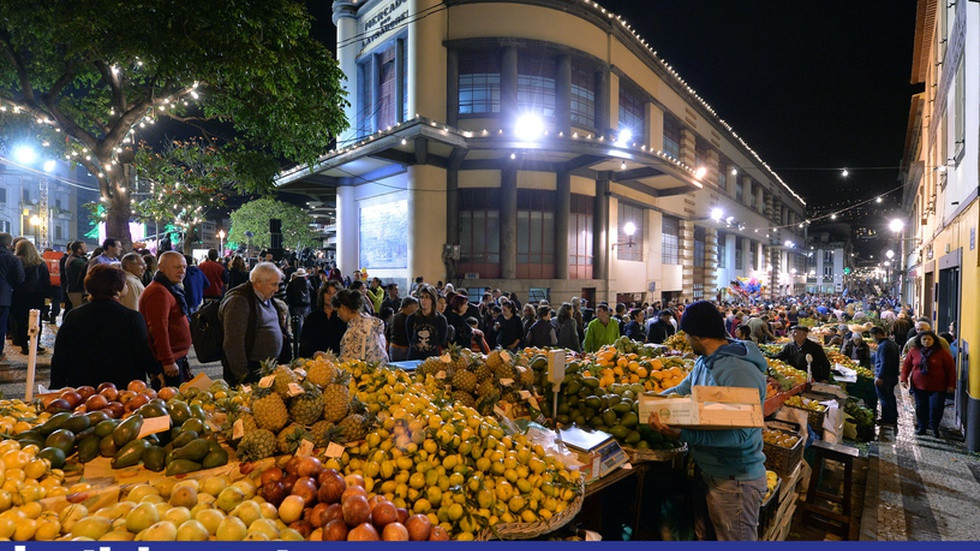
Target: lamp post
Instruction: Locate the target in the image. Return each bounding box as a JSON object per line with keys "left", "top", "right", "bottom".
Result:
{"left": 217, "top": 229, "right": 225, "bottom": 257}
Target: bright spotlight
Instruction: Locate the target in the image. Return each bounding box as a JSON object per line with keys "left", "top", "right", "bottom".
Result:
{"left": 885, "top": 250, "right": 894, "bottom": 259}
{"left": 830, "top": 213, "right": 838, "bottom": 220}
{"left": 888, "top": 218, "right": 905, "bottom": 233}
{"left": 42, "top": 160, "right": 56, "bottom": 173}
{"left": 841, "top": 168, "right": 849, "bottom": 177}
{"left": 784, "top": 240, "right": 794, "bottom": 248}
{"left": 616, "top": 128, "right": 632, "bottom": 146}
{"left": 875, "top": 196, "right": 882, "bottom": 204}
{"left": 694, "top": 166, "right": 707, "bottom": 180}
{"left": 710, "top": 208, "right": 724, "bottom": 222}
{"left": 514, "top": 114, "right": 544, "bottom": 140}
{"left": 623, "top": 221, "right": 636, "bottom": 237}
{"left": 13, "top": 145, "right": 36, "bottom": 165}
{"left": 731, "top": 167, "right": 738, "bottom": 176}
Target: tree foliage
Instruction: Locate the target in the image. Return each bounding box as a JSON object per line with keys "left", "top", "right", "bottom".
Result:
{"left": 0, "top": 0, "right": 347, "bottom": 247}
{"left": 228, "top": 197, "right": 320, "bottom": 251}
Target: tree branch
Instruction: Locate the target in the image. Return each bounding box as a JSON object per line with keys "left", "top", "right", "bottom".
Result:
{"left": 45, "top": 60, "right": 76, "bottom": 103}
{"left": 94, "top": 60, "right": 125, "bottom": 115}
{"left": 0, "top": 28, "right": 37, "bottom": 106}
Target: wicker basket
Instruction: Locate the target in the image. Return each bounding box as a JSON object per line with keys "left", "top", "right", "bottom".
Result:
{"left": 757, "top": 474, "right": 782, "bottom": 538}
{"left": 476, "top": 476, "right": 586, "bottom": 540}
{"left": 785, "top": 404, "right": 827, "bottom": 431}
{"left": 762, "top": 421, "right": 804, "bottom": 477}
{"left": 623, "top": 441, "right": 688, "bottom": 464}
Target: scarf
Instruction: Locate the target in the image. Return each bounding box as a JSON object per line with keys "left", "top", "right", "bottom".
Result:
{"left": 153, "top": 271, "right": 190, "bottom": 319}
{"left": 917, "top": 346, "right": 933, "bottom": 375}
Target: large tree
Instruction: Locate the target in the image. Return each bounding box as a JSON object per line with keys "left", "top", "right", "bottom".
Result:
{"left": 228, "top": 197, "right": 321, "bottom": 253}
{"left": 0, "top": 0, "right": 346, "bottom": 248}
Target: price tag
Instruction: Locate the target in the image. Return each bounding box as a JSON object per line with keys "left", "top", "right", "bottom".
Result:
{"left": 499, "top": 378, "right": 514, "bottom": 387}
{"left": 241, "top": 385, "right": 251, "bottom": 394}
{"left": 136, "top": 415, "right": 172, "bottom": 439}
{"left": 296, "top": 439, "right": 314, "bottom": 457}
{"left": 288, "top": 383, "right": 305, "bottom": 397}
{"left": 292, "top": 368, "right": 307, "bottom": 379}
{"left": 493, "top": 405, "right": 508, "bottom": 417}
{"left": 500, "top": 350, "right": 512, "bottom": 363}
{"left": 527, "top": 396, "right": 540, "bottom": 411}
{"left": 440, "top": 353, "right": 452, "bottom": 363}
{"left": 518, "top": 390, "right": 532, "bottom": 400}
{"left": 324, "top": 442, "right": 345, "bottom": 458}
{"left": 435, "top": 371, "right": 447, "bottom": 380}
{"left": 232, "top": 419, "right": 245, "bottom": 440}
{"left": 258, "top": 375, "right": 275, "bottom": 388}
{"left": 584, "top": 530, "right": 602, "bottom": 542}
{"left": 622, "top": 462, "right": 633, "bottom": 470}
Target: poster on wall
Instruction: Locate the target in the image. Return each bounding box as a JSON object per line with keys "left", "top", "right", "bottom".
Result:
{"left": 359, "top": 199, "right": 408, "bottom": 269}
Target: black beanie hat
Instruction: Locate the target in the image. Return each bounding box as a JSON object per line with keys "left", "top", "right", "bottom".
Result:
{"left": 679, "top": 301, "right": 728, "bottom": 339}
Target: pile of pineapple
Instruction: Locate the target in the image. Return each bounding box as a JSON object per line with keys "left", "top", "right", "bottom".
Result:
{"left": 228, "top": 356, "right": 374, "bottom": 463}
{"left": 413, "top": 345, "right": 535, "bottom": 416}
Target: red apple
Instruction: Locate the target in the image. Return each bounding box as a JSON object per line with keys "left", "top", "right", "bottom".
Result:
{"left": 99, "top": 387, "right": 119, "bottom": 402}
{"left": 45, "top": 399, "right": 71, "bottom": 413}
{"left": 103, "top": 401, "right": 124, "bottom": 419}
{"left": 382, "top": 522, "right": 409, "bottom": 541}
{"left": 84, "top": 394, "right": 108, "bottom": 411}
{"left": 260, "top": 467, "right": 284, "bottom": 486}
{"left": 96, "top": 382, "right": 117, "bottom": 393}
{"left": 405, "top": 514, "right": 432, "bottom": 541}
{"left": 322, "top": 519, "right": 348, "bottom": 541}
{"left": 371, "top": 500, "right": 398, "bottom": 529}
{"left": 59, "top": 390, "right": 83, "bottom": 408}
{"left": 342, "top": 495, "right": 371, "bottom": 526}
{"left": 76, "top": 386, "right": 96, "bottom": 401}
{"left": 259, "top": 481, "right": 288, "bottom": 507}
{"left": 347, "top": 523, "right": 379, "bottom": 541}
{"left": 291, "top": 476, "right": 319, "bottom": 505}
{"left": 284, "top": 456, "right": 303, "bottom": 476}
{"left": 127, "top": 380, "right": 147, "bottom": 393}
{"left": 296, "top": 456, "right": 324, "bottom": 478}
{"left": 317, "top": 469, "right": 346, "bottom": 504}
{"left": 428, "top": 525, "right": 450, "bottom": 541}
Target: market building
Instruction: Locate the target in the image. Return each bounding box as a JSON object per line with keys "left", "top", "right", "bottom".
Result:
{"left": 277, "top": 0, "right": 807, "bottom": 304}
{"left": 899, "top": 0, "right": 979, "bottom": 450}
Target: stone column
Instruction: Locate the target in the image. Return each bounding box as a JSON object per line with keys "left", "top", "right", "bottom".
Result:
{"left": 705, "top": 226, "right": 719, "bottom": 296}
{"left": 556, "top": 55, "right": 572, "bottom": 135}
{"left": 680, "top": 220, "right": 694, "bottom": 300}
{"left": 741, "top": 175, "right": 752, "bottom": 207}
{"left": 500, "top": 166, "right": 517, "bottom": 280}
{"left": 679, "top": 129, "right": 697, "bottom": 169}
{"left": 705, "top": 149, "right": 720, "bottom": 189}
{"left": 555, "top": 171, "right": 571, "bottom": 279}
{"left": 593, "top": 174, "right": 609, "bottom": 281}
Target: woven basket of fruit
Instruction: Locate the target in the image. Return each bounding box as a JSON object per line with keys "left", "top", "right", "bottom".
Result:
{"left": 783, "top": 395, "right": 827, "bottom": 431}
{"left": 476, "top": 476, "right": 586, "bottom": 540}
{"left": 762, "top": 420, "right": 804, "bottom": 477}
{"left": 758, "top": 471, "right": 782, "bottom": 538}
{"left": 623, "top": 441, "right": 688, "bottom": 464}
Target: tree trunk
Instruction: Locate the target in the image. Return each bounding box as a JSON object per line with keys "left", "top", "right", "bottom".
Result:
{"left": 104, "top": 172, "right": 134, "bottom": 251}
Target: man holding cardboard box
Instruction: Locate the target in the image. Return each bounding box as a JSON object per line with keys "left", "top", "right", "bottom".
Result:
{"left": 647, "top": 300, "right": 768, "bottom": 541}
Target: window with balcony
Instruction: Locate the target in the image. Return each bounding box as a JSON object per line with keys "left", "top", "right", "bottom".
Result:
{"left": 618, "top": 78, "right": 645, "bottom": 141}
{"left": 570, "top": 59, "right": 595, "bottom": 128}
{"left": 518, "top": 53, "right": 556, "bottom": 119}
{"left": 954, "top": 59, "right": 965, "bottom": 162}
{"left": 735, "top": 179, "right": 744, "bottom": 202}
{"left": 616, "top": 202, "right": 643, "bottom": 262}
{"left": 662, "top": 215, "right": 679, "bottom": 265}
{"left": 356, "top": 38, "right": 407, "bottom": 138}
{"left": 663, "top": 115, "right": 680, "bottom": 159}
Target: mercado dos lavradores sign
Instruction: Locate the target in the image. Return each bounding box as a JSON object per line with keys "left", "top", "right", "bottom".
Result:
{"left": 358, "top": 0, "right": 410, "bottom": 49}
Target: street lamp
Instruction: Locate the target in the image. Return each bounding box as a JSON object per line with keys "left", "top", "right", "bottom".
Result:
{"left": 29, "top": 214, "right": 41, "bottom": 245}
{"left": 217, "top": 229, "right": 225, "bottom": 257}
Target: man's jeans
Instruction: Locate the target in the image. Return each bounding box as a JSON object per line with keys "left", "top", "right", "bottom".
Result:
{"left": 876, "top": 378, "right": 899, "bottom": 424}
{"left": 697, "top": 473, "right": 767, "bottom": 541}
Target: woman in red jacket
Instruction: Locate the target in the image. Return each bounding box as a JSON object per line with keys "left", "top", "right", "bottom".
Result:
{"left": 901, "top": 331, "right": 956, "bottom": 437}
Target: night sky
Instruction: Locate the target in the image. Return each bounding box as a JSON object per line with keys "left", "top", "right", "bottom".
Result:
{"left": 306, "top": 0, "right": 920, "bottom": 250}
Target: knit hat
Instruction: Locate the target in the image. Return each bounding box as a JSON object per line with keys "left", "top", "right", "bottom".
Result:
{"left": 679, "top": 301, "right": 728, "bottom": 339}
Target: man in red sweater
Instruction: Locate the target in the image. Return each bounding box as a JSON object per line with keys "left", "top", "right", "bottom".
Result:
{"left": 199, "top": 248, "right": 228, "bottom": 301}
{"left": 139, "top": 251, "right": 192, "bottom": 388}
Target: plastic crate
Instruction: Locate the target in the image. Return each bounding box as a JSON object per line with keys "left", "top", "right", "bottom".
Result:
{"left": 758, "top": 474, "right": 782, "bottom": 538}
{"left": 763, "top": 420, "right": 805, "bottom": 477}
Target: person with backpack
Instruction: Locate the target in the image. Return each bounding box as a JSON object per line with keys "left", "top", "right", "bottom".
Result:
{"left": 64, "top": 241, "right": 88, "bottom": 311}
{"left": 42, "top": 247, "right": 63, "bottom": 324}
{"left": 219, "top": 262, "right": 287, "bottom": 383}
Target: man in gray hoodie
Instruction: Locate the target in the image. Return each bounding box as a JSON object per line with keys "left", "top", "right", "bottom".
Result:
{"left": 649, "top": 300, "right": 768, "bottom": 541}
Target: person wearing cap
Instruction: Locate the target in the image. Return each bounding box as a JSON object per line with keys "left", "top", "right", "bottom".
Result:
{"left": 646, "top": 309, "right": 676, "bottom": 344}
{"left": 771, "top": 325, "right": 831, "bottom": 382}
{"left": 869, "top": 326, "right": 900, "bottom": 427}
{"left": 840, "top": 330, "right": 871, "bottom": 368}
{"left": 647, "top": 300, "right": 769, "bottom": 541}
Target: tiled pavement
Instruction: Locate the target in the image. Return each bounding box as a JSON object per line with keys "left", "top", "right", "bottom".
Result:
{"left": 3, "top": 325, "right": 978, "bottom": 541}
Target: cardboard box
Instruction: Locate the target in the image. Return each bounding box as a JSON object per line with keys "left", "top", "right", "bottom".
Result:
{"left": 639, "top": 385, "right": 764, "bottom": 429}
{"left": 558, "top": 426, "right": 628, "bottom": 483}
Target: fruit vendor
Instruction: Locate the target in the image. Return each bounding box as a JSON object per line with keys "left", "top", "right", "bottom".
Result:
{"left": 771, "top": 325, "right": 831, "bottom": 382}
{"left": 647, "top": 300, "right": 769, "bottom": 541}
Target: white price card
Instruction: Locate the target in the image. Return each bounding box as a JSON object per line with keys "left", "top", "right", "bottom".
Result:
{"left": 440, "top": 353, "right": 452, "bottom": 363}
{"left": 435, "top": 371, "right": 447, "bottom": 380}
{"left": 136, "top": 415, "right": 172, "bottom": 439}
{"left": 288, "top": 382, "right": 305, "bottom": 397}
{"left": 324, "top": 442, "right": 345, "bottom": 458}
{"left": 292, "top": 368, "right": 307, "bottom": 379}
{"left": 258, "top": 375, "right": 275, "bottom": 388}
{"left": 296, "top": 439, "right": 314, "bottom": 457}
{"left": 241, "top": 385, "right": 251, "bottom": 393}
{"left": 500, "top": 350, "right": 512, "bottom": 363}
{"left": 499, "top": 378, "right": 514, "bottom": 386}
{"left": 232, "top": 419, "right": 245, "bottom": 440}
{"left": 493, "top": 405, "right": 508, "bottom": 417}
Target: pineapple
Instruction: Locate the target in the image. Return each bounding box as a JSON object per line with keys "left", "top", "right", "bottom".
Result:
{"left": 277, "top": 423, "right": 312, "bottom": 454}
{"left": 237, "top": 429, "right": 277, "bottom": 462}
{"left": 272, "top": 365, "right": 299, "bottom": 398}
{"left": 451, "top": 369, "right": 478, "bottom": 393}
{"left": 494, "top": 362, "right": 517, "bottom": 381}
{"left": 446, "top": 343, "right": 468, "bottom": 373}
{"left": 516, "top": 365, "right": 535, "bottom": 386}
{"left": 475, "top": 362, "right": 494, "bottom": 383}
{"left": 306, "top": 353, "right": 338, "bottom": 388}
{"left": 485, "top": 350, "right": 504, "bottom": 372}
{"left": 289, "top": 384, "right": 324, "bottom": 425}
{"left": 251, "top": 389, "right": 289, "bottom": 432}
{"left": 452, "top": 390, "right": 476, "bottom": 409}
{"left": 310, "top": 420, "right": 339, "bottom": 448}
{"left": 417, "top": 356, "right": 443, "bottom": 378}
{"left": 476, "top": 377, "right": 498, "bottom": 398}
{"left": 337, "top": 414, "right": 368, "bottom": 443}
{"left": 322, "top": 371, "right": 352, "bottom": 423}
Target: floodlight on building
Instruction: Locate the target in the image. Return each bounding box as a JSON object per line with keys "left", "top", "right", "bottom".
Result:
{"left": 13, "top": 145, "right": 36, "bottom": 165}
{"left": 885, "top": 250, "right": 894, "bottom": 259}
{"left": 616, "top": 128, "right": 632, "bottom": 146}
{"left": 514, "top": 114, "right": 544, "bottom": 140}
{"left": 694, "top": 166, "right": 707, "bottom": 180}
{"left": 710, "top": 208, "right": 724, "bottom": 222}
{"left": 623, "top": 222, "right": 636, "bottom": 237}
{"left": 43, "top": 160, "right": 56, "bottom": 173}
{"left": 888, "top": 218, "right": 905, "bottom": 233}
{"left": 731, "top": 167, "right": 738, "bottom": 176}
{"left": 841, "top": 168, "right": 849, "bottom": 177}
{"left": 784, "top": 240, "right": 795, "bottom": 248}
{"left": 875, "top": 196, "right": 882, "bottom": 203}
{"left": 830, "top": 213, "right": 837, "bottom": 220}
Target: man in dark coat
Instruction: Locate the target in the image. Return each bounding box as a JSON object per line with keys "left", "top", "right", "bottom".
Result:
{"left": 647, "top": 310, "right": 676, "bottom": 344}
{"left": 772, "top": 325, "right": 831, "bottom": 382}
{"left": 0, "top": 233, "right": 25, "bottom": 361}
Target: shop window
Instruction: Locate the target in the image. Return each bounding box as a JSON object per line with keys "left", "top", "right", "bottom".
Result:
{"left": 568, "top": 194, "right": 593, "bottom": 279}
{"left": 570, "top": 59, "right": 595, "bottom": 128}
{"left": 516, "top": 190, "right": 554, "bottom": 279}
{"left": 618, "top": 78, "right": 645, "bottom": 141}
{"left": 662, "top": 215, "right": 679, "bottom": 265}
{"left": 616, "top": 202, "right": 643, "bottom": 262}
{"left": 459, "top": 189, "right": 501, "bottom": 279}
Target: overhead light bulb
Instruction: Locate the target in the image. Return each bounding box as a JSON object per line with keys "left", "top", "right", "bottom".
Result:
{"left": 841, "top": 168, "right": 849, "bottom": 177}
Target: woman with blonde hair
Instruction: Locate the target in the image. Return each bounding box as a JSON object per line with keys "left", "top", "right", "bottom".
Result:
{"left": 12, "top": 240, "right": 50, "bottom": 354}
